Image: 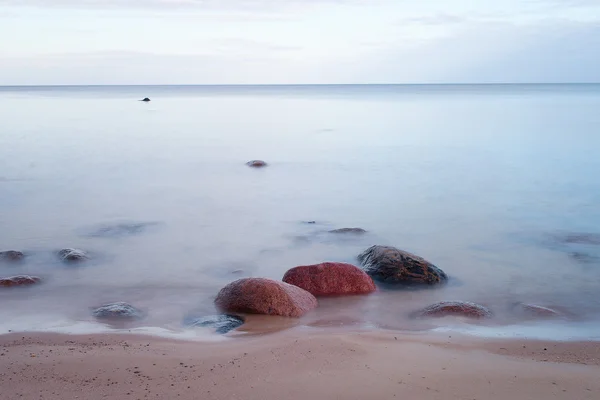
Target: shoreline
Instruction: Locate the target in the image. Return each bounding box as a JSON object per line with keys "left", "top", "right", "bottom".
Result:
{"left": 2, "top": 329, "right": 599, "bottom": 400}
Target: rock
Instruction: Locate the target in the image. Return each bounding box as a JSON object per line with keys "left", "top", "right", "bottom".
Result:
{"left": 560, "top": 233, "right": 600, "bottom": 245}
{"left": 185, "top": 314, "right": 245, "bottom": 334}
{"left": 328, "top": 228, "right": 367, "bottom": 234}
{"left": 215, "top": 278, "right": 317, "bottom": 318}
{"left": 92, "top": 302, "right": 143, "bottom": 319}
{"left": 87, "top": 222, "right": 159, "bottom": 238}
{"left": 282, "top": 262, "right": 376, "bottom": 296}
{"left": 0, "top": 250, "right": 25, "bottom": 261}
{"left": 246, "top": 160, "right": 267, "bottom": 168}
{"left": 512, "top": 303, "right": 563, "bottom": 318}
{"left": 58, "top": 248, "right": 88, "bottom": 262}
{"left": 415, "top": 301, "right": 492, "bottom": 319}
{"left": 357, "top": 245, "right": 447, "bottom": 285}
{"left": 0, "top": 275, "right": 40, "bottom": 287}
{"left": 141, "top": 97, "right": 151, "bottom": 102}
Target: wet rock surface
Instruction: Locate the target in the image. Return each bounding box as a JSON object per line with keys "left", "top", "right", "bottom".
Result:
{"left": 283, "top": 262, "right": 376, "bottom": 296}
{"left": 215, "top": 278, "right": 317, "bottom": 318}
{"left": 415, "top": 301, "right": 492, "bottom": 319}
{"left": 0, "top": 275, "right": 41, "bottom": 287}
{"left": 0, "top": 250, "right": 25, "bottom": 262}
{"left": 185, "top": 314, "right": 245, "bottom": 334}
{"left": 358, "top": 245, "right": 447, "bottom": 286}
{"left": 58, "top": 248, "right": 88, "bottom": 262}
{"left": 92, "top": 302, "right": 144, "bottom": 319}
{"left": 246, "top": 160, "right": 267, "bottom": 168}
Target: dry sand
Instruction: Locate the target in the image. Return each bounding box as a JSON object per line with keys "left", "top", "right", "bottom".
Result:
{"left": 1, "top": 329, "right": 599, "bottom": 400}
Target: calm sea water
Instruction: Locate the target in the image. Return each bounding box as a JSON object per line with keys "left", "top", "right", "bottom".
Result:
{"left": 1, "top": 84, "right": 600, "bottom": 339}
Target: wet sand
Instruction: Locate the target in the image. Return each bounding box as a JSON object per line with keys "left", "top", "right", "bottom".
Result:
{"left": 1, "top": 330, "right": 599, "bottom": 400}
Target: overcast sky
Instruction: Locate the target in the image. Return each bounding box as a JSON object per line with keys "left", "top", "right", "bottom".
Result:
{"left": 1, "top": 0, "right": 599, "bottom": 84}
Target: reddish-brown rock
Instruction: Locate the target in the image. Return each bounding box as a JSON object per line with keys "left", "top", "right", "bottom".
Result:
{"left": 0, "top": 275, "right": 41, "bottom": 287}
{"left": 215, "top": 278, "right": 317, "bottom": 318}
{"left": 283, "top": 262, "right": 376, "bottom": 296}
{"left": 415, "top": 301, "right": 492, "bottom": 319}
{"left": 246, "top": 160, "right": 267, "bottom": 168}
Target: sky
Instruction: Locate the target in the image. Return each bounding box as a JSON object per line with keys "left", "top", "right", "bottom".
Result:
{"left": 1, "top": 0, "right": 599, "bottom": 84}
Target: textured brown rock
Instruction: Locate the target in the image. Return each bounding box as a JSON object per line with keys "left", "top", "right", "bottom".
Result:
{"left": 415, "top": 301, "right": 492, "bottom": 319}
{"left": 215, "top": 278, "right": 317, "bottom": 318}
{"left": 0, "top": 250, "right": 24, "bottom": 261}
{"left": 246, "top": 160, "right": 267, "bottom": 168}
{"left": 358, "top": 245, "right": 447, "bottom": 285}
{"left": 283, "top": 262, "right": 376, "bottom": 296}
{"left": 0, "top": 275, "right": 40, "bottom": 287}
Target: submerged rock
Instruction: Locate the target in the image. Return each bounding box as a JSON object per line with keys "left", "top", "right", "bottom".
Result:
{"left": 92, "top": 302, "right": 143, "bottom": 319}
{"left": 246, "top": 160, "right": 267, "bottom": 168}
{"left": 58, "top": 248, "right": 88, "bottom": 262}
{"left": 328, "top": 228, "right": 367, "bottom": 234}
{"left": 357, "top": 245, "right": 447, "bottom": 286}
{"left": 215, "top": 278, "right": 317, "bottom": 318}
{"left": 0, "top": 250, "right": 25, "bottom": 262}
{"left": 415, "top": 301, "right": 492, "bottom": 319}
{"left": 559, "top": 233, "right": 600, "bottom": 245}
{"left": 186, "top": 314, "right": 245, "bottom": 334}
{"left": 283, "top": 262, "right": 376, "bottom": 296}
{"left": 0, "top": 275, "right": 40, "bottom": 287}
{"left": 87, "top": 222, "right": 159, "bottom": 238}
{"left": 512, "top": 303, "right": 563, "bottom": 318}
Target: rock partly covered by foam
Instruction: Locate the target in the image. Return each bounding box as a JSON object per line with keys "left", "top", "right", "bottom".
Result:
{"left": 415, "top": 301, "right": 492, "bottom": 319}
{"left": 215, "top": 278, "right": 317, "bottom": 318}
{"left": 186, "top": 314, "right": 245, "bottom": 334}
{"left": 0, "top": 250, "right": 25, "bottom": 261}
{"left": 246, "top": 160, "right": 267, "bottom": 168}
{"left": 358, "top": 245, "right": 448, "bottom": 285}
{"left": 512, "top": 303, "right": 563, "bottom": 318}
{"left": 92, "top": 302, "right": 143, "bottom": 319}
{"left": 58, "top": 248, "right": 88, "bottom": 262}
{"left": 283, "top": 262, "right": 376, "bottom": 296}
{"left": 0, "top": 275, "right": 40, "bottom": 287}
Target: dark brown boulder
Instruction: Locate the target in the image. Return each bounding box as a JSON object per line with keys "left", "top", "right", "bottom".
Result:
{"left": 415, "top": 301, "right": 492, "bottom": 319}
{"left": 0, "top": 250, "right": 24, "bottom": 261}
{"left": 246, "top": 160, "right": 267, "bottom": 168}
{"left": 0, "top": 275, "right": 40, "bottom": 287}
{"left": 215, "top": 278, "right": 317, "bottom": 318}
{"left": 357, "top": 245, "right": 447, "bottom": 285}
{"left": 328, "top": 228, "right": 367, "bottom": 234}
{"left": 283, "top": 262, "right": 376, "bottom": 296}
{"left": 58, "top": 248, "right": 88, "bottom": 262}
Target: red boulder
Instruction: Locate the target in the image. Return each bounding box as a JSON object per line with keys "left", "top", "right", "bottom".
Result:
{"left": 0, "top": 275, "right": 41, "bottom": 287}
{"left": 283, "top": 262, "right": 376, "bottom": 296}
{"left": 215, "top": 278, "right": 317, "bottom": 318}
{"left": 415, "top": 301, "right": 492, "bottom": 319}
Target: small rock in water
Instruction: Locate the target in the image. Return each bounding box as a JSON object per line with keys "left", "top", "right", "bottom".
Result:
{"left": 415, "top": 301, "right": 492, "bottom": 319}
{"left": 57, "top": 248, "right": 88, "bottom": 262}
{"left": 92, "top": 302, "right": 143, "bottom": 319}
{"left": 328, "top": 228, "right": 367, "bottom": 234}
{"left": 512, "top": 303, "right": 563, "bottom": 319}
{"left": 87, "top": 222, "right": 158, "bottom": 238}
{"left": 358, "top": 245, "right": 448, "bottom": 286}
{"left": 0, "top": 250, "right": 25, "bottom": 262}
{"left": 246, "top": 160, "right": 267, "bottom": 168}
{"left": 186, "top": 315, "right": 245, "bottom": 334}
{"left": 560, "top": 233, "right": 600, "bottom": 245}
{"left": 0, "top": 275, "right": 41, "bottom": 287}
{"left": 141, "top": 97, "right": 151, "bottom": 102}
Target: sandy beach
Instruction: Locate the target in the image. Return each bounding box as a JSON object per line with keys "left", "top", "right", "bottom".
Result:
{"left": 1, "top": 329, "right": 599, "bottom": 400}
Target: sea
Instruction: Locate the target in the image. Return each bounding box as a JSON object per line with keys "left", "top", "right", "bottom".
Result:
{"left": 1, "top": 84, "right": 599, "bottom": 340}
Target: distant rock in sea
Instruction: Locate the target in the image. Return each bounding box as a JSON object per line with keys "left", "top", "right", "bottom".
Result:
{"left": 57, "top": 248, "right": 89, "bottom": 262}
{"left": 246, "top": 160, "right": 267, "bottom": 168}
{"left": 0, "top": 275, "right": 41, "bottom": 287}
{"left": 0, "top": 250, "right": 25, "bottom": 262}
{"left": 141, "top": 97, "right": 151, "bottom": 102}
{"left": 328, "top": 228, "right": 367, "bottom": 234}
